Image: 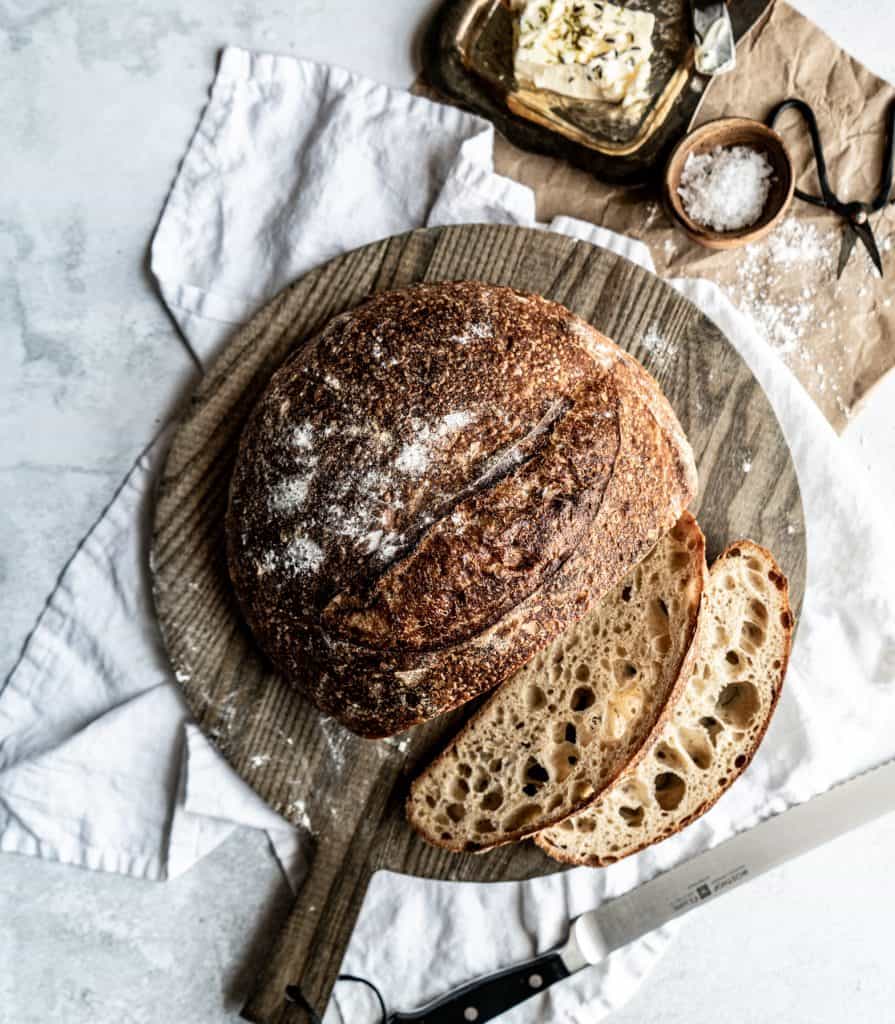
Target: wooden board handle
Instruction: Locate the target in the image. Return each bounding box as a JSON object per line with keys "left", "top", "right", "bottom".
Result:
{"left": 241, "top": 858, "right": 375, "bottom": 1023}
{"left": 242, "top": 741, "right": 405, "bottom": 1023}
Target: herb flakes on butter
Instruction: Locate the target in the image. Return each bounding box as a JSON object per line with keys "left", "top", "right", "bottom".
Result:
{"left": 512, "top": 0, "right": 655, "bottom": 107}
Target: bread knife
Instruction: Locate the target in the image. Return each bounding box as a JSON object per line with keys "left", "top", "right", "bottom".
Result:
{"left": 690, "top": 0, "right": 736, "bottom": 76}
{"left": 387, "top": 758, "right": 895, "bottom": 1022}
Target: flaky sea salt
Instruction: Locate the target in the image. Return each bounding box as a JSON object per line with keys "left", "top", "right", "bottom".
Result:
{"left": 678, "top": 145, "right": 774, "bottom": 232}
{"left": 717, "top": 215, "right": 853, "bottom": 420}
{"left": 730, "top": 218, "right": 836, "bottom": 357}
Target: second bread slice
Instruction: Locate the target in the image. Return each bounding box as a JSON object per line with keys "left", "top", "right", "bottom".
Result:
{"left": 407, "top": 513, "right": 707, "bottom": 852}
{"left": 535, "top": 541, "right": 793, "bottom": 866}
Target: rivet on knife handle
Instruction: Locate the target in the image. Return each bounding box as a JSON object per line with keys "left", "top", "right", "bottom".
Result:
{"left": 387, "top": 952, "right": 569, "bottom": 1023}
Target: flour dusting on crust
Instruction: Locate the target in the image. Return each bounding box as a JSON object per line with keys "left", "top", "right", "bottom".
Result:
{"left": 226, "top": 281, "right": 697, "bottom": 737}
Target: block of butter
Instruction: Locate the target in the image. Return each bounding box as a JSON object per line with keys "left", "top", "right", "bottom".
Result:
{"left": 512, "top": 0, "right": 656, "bottom": 107}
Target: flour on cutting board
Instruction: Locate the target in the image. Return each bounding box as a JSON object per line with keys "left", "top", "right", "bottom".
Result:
{"left": 639, "top": 324, "right": 677, "bottom": 363}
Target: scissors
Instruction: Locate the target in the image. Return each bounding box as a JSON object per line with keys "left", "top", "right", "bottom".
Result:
{"left": 767, "top": 98, "right": 895, "bottom": 278}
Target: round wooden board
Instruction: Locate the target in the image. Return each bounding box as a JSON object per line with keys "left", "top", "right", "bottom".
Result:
{"left": 151, "top": 224, "right": 805, "bottom": 1022}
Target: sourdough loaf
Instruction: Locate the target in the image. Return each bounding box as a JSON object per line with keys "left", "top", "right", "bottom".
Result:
{"left": 406, "top": 513, "right": 706, "bottom": 850}
{"left": 226, "top": 282, "right": 697, "bottom": 737}
{"left": 536, "top": 541, "right": 793, "bottom": 866}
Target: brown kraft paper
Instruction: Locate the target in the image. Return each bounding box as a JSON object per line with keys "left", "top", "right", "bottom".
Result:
{"left": 428, "top": 1, "right": 894, "bottom": 431}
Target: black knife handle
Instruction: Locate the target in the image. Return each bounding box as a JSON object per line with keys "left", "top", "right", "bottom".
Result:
{"left": 388, "top": 951, "right": 570, "bottom": 1023}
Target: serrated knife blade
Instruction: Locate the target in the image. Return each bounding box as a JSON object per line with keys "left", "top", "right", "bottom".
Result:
{"left": 388, "top": 758, "right": 895, "bottom": 1023}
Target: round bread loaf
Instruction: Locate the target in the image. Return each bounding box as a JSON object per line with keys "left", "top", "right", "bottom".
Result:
{"left": 226, "top": 282, "right": 697, "bottom": 737}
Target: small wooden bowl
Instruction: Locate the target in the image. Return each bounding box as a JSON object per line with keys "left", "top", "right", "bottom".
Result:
{"left": 663, "top": 117, "right": 795, "bottom": 250}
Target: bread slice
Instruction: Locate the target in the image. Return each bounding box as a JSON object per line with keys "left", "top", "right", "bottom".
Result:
{"left": 536, "top": 541, "right": 793, "bottom": 867}
{"left": 406, "top": 513, "right": 707, "bottom": 852}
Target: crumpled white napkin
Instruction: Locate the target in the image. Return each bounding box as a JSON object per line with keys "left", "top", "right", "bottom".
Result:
{"left": 2, "top": 46, "right": 894, "bottom": 1024}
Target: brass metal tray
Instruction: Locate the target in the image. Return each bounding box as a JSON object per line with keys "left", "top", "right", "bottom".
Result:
{"left": 422, "top": 0, "right": 773, "bottom": 185}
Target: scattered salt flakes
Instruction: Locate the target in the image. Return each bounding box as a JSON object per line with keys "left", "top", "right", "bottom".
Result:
{"left": 281, "top": 536, "right": 324, "bottom": 575}
{"left": 395, "top": 441, "right": 429, "bottom": 476}
{"left": 678, "top": 145, "right": 774, "bottom": 232}
{"left": 742, "top": 458, "right": 752, "bottom": 474}
{"left": 726, "top": 217, "right": 837, "bottom": 359}
{"left": 249, "top": 754, "right": 271, "bottom": 768}
{"left": 292, "top": 423, "right": 314, "bottom": 449}
{"left": 662, "top": 237, "right": 676, "bottom": 261}
{"left": 174, "top": 669, "right": 191, "bottom": 684}
{"left": 324, "top": 373, "right": 342, "bottom": 391}
{"left": 787, "top": 523, "right": 796, "bottom": 535}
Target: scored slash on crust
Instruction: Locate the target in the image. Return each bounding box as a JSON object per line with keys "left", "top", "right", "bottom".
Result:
{"left": 226, "top": 282, "right": 698, "bottom": 738}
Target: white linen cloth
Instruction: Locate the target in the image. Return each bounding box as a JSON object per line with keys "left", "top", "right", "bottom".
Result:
{"left": 2, "top": 46, "right": 894, "bottom": 1023}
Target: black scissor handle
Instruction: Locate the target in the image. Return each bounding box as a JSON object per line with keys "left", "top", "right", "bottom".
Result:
{"left": 768, "top": 97, "right": 895, "bottom": 214}
{"left": 766, "top": 98, "right": 838, "bottom": 208}
{"left": 870, "top": 98, "right": 895, "bottom": 212}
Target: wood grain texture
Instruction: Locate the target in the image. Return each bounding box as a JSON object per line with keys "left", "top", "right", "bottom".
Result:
{"left": 149, "top": 224, "right": 806, "bottom": 1023}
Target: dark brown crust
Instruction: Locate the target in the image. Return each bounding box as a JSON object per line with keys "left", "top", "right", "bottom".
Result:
{"left": 405, "top": 512, "right": 707, "bottom": 851}
{"left": 226, "top": 282, "right": 697, "bottom": 737}
{"left": 534, "top": 539, "right": 794, "bottom": 867}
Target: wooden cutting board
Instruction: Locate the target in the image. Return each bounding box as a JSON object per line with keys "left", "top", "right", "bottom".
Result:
{"left": 150, "top": 224, "right": 806, "bottom": 1023}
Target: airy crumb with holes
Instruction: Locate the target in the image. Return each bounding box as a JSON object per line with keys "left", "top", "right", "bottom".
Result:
{"left": 406, "top": 513, "right": 706, "bottom": 852}
{"left": 536, "top": 539, "right": 792, "bottom": 866}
